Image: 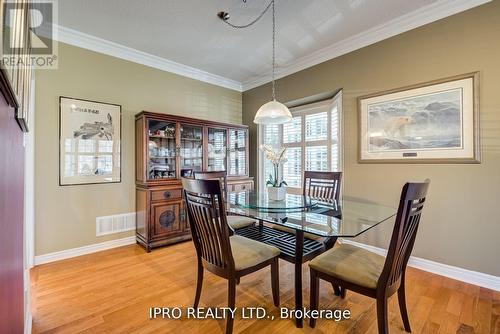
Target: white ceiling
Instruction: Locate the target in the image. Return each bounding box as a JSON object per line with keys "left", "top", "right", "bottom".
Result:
{"left": 55, "top": 0, "right": 489, "bottom": 91}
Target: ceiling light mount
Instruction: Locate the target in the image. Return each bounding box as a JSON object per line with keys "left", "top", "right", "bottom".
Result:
{"left": 217, "top": 11, "right": 229, "bottom": 21}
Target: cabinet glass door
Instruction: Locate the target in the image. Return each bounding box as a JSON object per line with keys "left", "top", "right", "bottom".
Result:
{"left": 147, "top": 120, "right": 177, "bottom": 180}
{"left": 180, "top": 124, "right": 203, "bottom": 177}
{"left": 207, "top": 128, "right": 227, "bottom": 171}
{"left": 228, "top": 129, "right": 247, "bottom": 176}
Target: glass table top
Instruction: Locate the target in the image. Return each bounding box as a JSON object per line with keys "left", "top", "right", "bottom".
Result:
{"left": 233, "top": 191, "right": 318, "bottom": 212}
{"left": 227, "top": 191, "right": 397, "bottom": 238}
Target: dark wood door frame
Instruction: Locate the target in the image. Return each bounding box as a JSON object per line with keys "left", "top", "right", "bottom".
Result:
{"left": 0, "top": 70, "right": 26, "bottom": 333}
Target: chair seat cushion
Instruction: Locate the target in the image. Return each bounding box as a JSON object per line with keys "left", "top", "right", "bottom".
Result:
{"left": 227, "top": 215, "right": 256, "bottom": 230}
{"left": 309, "top": 243, "right": 385, "bottom": 289}
{"left": 230, "top": 235, "right": 280, "bottom": 271}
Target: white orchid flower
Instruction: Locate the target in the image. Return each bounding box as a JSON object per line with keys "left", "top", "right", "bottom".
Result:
{"left": 260, "top": 145, "right": 288, "bottom": 187}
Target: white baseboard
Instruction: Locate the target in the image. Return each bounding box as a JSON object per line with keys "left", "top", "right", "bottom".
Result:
{"left": 34, "top": 236, "right": 136, "bottom": 265}
{"left": 341, "top": 239, "right": 500, "bottom": 292}
{"left": 24, "top": 310, "right": 32, "bottom": 334}
{"left": 33, "top": 236, "right": 499, "bottom": 291}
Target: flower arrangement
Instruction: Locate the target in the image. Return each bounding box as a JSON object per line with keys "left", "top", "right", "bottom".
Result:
{"left": 260, "top": 144, "right": 288, "bottom": 188}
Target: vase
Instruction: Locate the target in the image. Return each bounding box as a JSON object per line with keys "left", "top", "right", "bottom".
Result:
{"left": 268, "top": 186, "right": 286, "bottom": 201}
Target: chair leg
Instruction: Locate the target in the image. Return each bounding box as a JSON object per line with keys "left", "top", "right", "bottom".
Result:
{"left": 309, "top": 269, "right": 319, "bottom": 328}
{"left": 376, "top": 297, "right": 389, "bottom": 334}
{"left": 398, "top": 284, "right": 412, "bottom": 332}
{"left": 226, "top": 278, "right": 237, "bottom": 334}
{"left": 193, "top": 261, "right": 203, "bottom": 308}
{"left": 270, "top": 258, "right": 280, "bottom": 306}
{"left": 340, "top": 286, "right": 347, "bottom": 299}
{"left": 332, "top": 283, "right": 341, "bottom": 296}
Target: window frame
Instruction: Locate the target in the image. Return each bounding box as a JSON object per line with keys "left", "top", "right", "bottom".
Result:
{"left": 257, "top": 91, "right": 343, "bottom": 193}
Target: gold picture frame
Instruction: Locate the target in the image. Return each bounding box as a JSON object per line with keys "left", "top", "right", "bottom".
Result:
{"left": 358, "top": 72, "right": 480, "bottom": 163}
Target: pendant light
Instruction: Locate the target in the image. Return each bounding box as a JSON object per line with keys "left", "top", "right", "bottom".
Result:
{"left": 218, "top": 0, "right": 292, "bottom": 124}
{"left": 253, "top": 1, "right": 291, "bottom": 124}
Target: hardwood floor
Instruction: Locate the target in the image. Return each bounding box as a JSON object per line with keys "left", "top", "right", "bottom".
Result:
{"left": 31, "top": 242, "right": 499, "bottom": 334}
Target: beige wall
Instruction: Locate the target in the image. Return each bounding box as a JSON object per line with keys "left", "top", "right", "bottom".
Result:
{"left": 243, "top": 2, "right": 500, "bottom": 276}
{"left": 35, "top": 43, "right": 241, "bottom": 255}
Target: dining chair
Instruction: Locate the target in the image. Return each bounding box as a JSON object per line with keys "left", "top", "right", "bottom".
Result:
{"left": 303, "top": 171, "right": 342, "bottom": 203}
{"left": 309, "top": 179, "right": 430, "bottom": 334}
{"left": 272, "top": 171, "right": 344, "bottom": 298}
{"left": 194, "top": 171, "right": 256, "bottom": 231}
{"left": 182, "top": 178, "right": 280, "bottom": 334}
{"left": 273, "top": 171, "right": 342, "bottom": 244}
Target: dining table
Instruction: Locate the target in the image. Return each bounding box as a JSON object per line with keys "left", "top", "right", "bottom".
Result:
{"left": 226, "top": 190, "right": 397, "bottom": 328}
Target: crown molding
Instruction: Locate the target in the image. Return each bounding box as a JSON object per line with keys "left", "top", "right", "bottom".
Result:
{"left": 50, "top": 0, "right": 489, "bottom": 93}
{"left": 54, "top": 25, "right": 243, "bottom": 92}
{"left": 241, "top": 0, "right": 491, "bottom": 91}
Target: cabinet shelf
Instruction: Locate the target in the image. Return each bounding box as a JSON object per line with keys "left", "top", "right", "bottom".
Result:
{"left": 135, "top": 111, "right": 253, "bottom": 252}
{"left": 150, "top": 167, "right": 175, "bottom": 170}
{"left": 150, "top": 135, "right": 175, "bottom": 139}
{"left": 181, "top": 137, "right": 202, "bottom": 141}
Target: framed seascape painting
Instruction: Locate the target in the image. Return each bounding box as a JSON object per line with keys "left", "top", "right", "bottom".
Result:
{"left": 358, "top": 72, "right": 480, "bottom": 163}
{"left": 59, "top": 97, "right": 122, "bottom": 186}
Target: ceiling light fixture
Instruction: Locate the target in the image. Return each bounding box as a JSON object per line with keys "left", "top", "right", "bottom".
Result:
{"left": 218, "top": 0, "right": 292, "bottom": 125}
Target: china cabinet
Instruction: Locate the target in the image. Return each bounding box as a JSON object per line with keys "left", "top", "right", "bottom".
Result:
{"left": 135, "top": 111, "right": 253, "bottom": 251}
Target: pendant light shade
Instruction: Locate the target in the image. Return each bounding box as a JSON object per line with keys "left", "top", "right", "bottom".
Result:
{"left": 253, "top": 100, "right": 292, "bottom": 124}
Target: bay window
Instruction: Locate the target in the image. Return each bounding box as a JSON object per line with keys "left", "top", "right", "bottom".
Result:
{"left": 258, "top": 93, "right": 342, "bottom": 193}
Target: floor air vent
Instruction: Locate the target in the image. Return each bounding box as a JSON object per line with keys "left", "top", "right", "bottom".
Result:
{"left": 96, "top": 212, "right": 135, "bottom": 236}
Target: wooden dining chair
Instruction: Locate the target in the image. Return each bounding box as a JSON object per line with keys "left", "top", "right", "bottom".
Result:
{"left": 303, "top": 171, "right": 342, "bottom": 203}
{"left": 309, "top": 180, "right": 430, "bottom": 334}
{"left": 182, "top": 178, "right": 280, "bottom": 334}
{"left": 273, "top": 171, "right": 342, "bottom": 244}
{"left": 194, "top": 171, "right": 256, "bottom": 231}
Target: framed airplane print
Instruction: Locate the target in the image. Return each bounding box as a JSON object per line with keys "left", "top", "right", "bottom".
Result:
{"left": 59, "top": 96, "right": 122, "bottom": 185}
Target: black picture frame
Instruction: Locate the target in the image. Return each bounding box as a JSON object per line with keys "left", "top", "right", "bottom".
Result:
{"left": 59, "top": 96, "right": 122, "bottom": 186}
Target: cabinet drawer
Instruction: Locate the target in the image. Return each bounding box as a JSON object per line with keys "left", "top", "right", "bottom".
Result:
{"left": 151, "top": 189, "right": 182, "bottom": 201}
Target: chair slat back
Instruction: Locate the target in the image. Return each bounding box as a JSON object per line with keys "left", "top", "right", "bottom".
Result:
{"left": 379, "top": 180, "right": 430, "bottom": 290}
{"left": 303, "top": 171, "right": 342, "bottom": 203}
{"left": 194, "top": 171, "right": 228, "bottom": 199}
{"left": 182, "top": 178, "right": 234, "bottom": 270}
